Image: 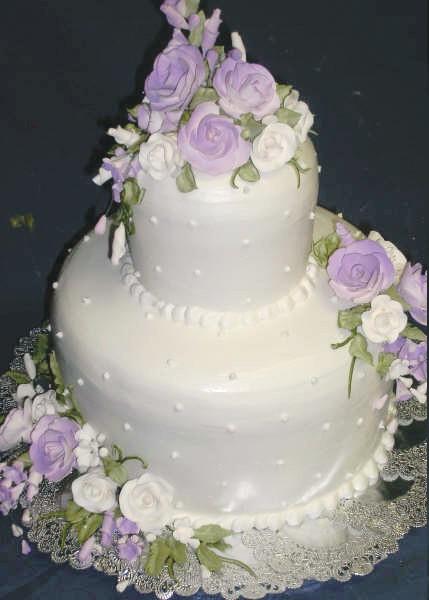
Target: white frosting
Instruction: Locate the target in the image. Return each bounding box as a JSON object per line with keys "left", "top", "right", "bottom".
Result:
{"left": 52, "top": 208, "right": 392, "bottom": 531}
{"left": 130, "top": 139, "right": 319, "bottom": 312}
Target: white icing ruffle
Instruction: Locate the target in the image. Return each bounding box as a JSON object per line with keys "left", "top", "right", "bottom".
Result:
{"left": 171, "top": 404, "right": 398, "bottom": 532}
{"left": 119, "top": 252, "right": 320, "bottom": 330}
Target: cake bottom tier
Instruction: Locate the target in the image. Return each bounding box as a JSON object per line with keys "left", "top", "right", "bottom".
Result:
{"left": 52, "top": 208, "right": 396, "bottom": 531}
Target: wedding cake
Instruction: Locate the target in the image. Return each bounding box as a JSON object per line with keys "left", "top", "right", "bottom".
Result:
{"left": 0, "top": 0, "right": 426, "bottom": 584}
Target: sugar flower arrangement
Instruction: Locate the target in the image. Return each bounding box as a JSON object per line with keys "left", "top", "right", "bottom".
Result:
{"left": 92, "top": 0, "right": 314, "bottom": 246}
{"left": 0, "top": 333, "right": 253, "bottom": 588}
{"left": 313, "top": 223, "right": 427, "bottom": 399}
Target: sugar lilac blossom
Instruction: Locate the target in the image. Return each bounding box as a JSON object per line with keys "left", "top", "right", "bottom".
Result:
{"left": 397, "top": 263, "right": 427, "bottom": 326}
{"left": 160, "top": 0, "right": 190, "bottom": 30}
{"left": 177, "top": 101, "right": 251, "bottom": 175}
{"left": 327, "top": 239, "right": 395, "bottom": 303}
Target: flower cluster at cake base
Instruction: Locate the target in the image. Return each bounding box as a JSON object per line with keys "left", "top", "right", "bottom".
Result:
{"left": 0, "top": 331, "right": 252, "bottom": 580}
{"left": 91, "top": 1, "right": 315, "bottom": 264}
{"left": 312, "top": 223, "right": 427, "bottom": 398}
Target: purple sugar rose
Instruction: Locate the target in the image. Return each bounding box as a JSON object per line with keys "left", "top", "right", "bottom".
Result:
{"left": 29, "top": 415, "right": 79, "bottom": 482}
{"left": 397, "top": 262, "right": 427, "bottom": 326}
{"left": 213, "top": 57, "right": 280, "bottom": 120}
{"left": 202, "top": 9, "right": 222, "bottom": 55}
{"left": 160, "top": 0, "right": 189, "bottom": 30}
{"left": 327, "top": 239, "right": 395, "bottom": 303}
{"left": 177, "top": 101, "right": 251, "bottom": 175}
{"left": 144, "top": 30, "right": 205, "bottom": 114}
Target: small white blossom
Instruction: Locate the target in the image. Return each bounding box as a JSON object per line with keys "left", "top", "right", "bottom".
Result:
{"left": 74, "top": 424, "right": 106, "bottom": 473}
{"left": 361, "top": 295, "right": 407, "bottom": 344}
{"left": 31, "top": 390, "right": 59, "bottom": 422}
{"left": 172, "top": 517, "right": 200, "bottom": 549}
{"left": 411, "top": 381, "right": 427, "bottom": 404}
{"left": 139, "top": 133, "right": 184, "bottom": 181}
{"left": 284, "top": 90, "right": 314, "bottom": 142}
{"left": 93, "top": 167, "right": 112, "bottom": 186}
{"left": 231, "top": 31, "right": 246, "bottom": 61}
{"left": 107, "top": 125, "right": 140, "bottom": 148}
{"left": 386, "top": 358, "right": 410, "bottom": 381}
{"left": 23, "top": 353, "right": 36, "bottom": 380}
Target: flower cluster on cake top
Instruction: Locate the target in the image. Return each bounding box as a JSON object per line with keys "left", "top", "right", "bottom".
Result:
{"left": 92, "top": 1, "right": 314, "bottom": 243}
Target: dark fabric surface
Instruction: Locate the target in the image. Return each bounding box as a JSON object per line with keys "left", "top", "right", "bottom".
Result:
{"left": 0, "top": 0, "right": 427, "bottom": 598}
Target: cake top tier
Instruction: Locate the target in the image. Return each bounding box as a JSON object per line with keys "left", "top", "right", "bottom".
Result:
{"left": 93, "top": 1, "right": 314, "bottom": 219}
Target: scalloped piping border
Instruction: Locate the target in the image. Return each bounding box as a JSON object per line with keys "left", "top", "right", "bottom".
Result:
{"left": 170, "top": 401, "right": 399, "bottom": 533}
{"left": 118, "top": 251, "right": 320, "bottom": 330}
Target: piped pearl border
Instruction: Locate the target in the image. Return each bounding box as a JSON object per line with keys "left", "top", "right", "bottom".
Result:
{"left": 171, "top": 403, "right": 399, "bottom": 533}
{"left": 119, "top": 251, "right": 320, "bottom": 331}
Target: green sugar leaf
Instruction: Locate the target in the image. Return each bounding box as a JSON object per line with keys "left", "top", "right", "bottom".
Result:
{"left": 60, "top": 523, "right": 72, "bottom": 549}
{"left": 32, "top": 333, "right": 50, "bottom": 366}
{"left": 145, "top": 539, "right": 171, "bottom": 577}
{"left": 312, "top": 232, "right": 341, "bottom": 268}
{"left": 239, "top": 113, "right": 266, "bottom": 141}
{"left": 127, "top": 104, "right": 140, "bottom": 120}
{"left": 337, "top": 304, "right": 370, "bottom": 331}
{"left": 102, "top": 457, "right": 128, "bottom": 486}
{"left": 10, "top": 213, "right": 35, "bottom": 231}
{"left": 65, "top": 500, "right": 90, "bottom": 524}
{"left": 213, "top": 45, "right": 225, "bottom": 62}
{"left": 185, "top": 0, "right": 200, "bottom": 17}
{"left": 49, "top": 351, "right": 65, "bottom": 394}
{"left": 376, "top": 352, "right": 396, "bottom": 378}
{"left": 189, "top": 11, "right": 205, "bottom": 46}
{"left": 193, "top": 524, "right": 232, "bottom": 544}
{"left": 276, "top": 107, "right": 302, "bottom": 128}
{"left": 3, "top": 370, "right": 31, "bottom": 385}
{"left": 349, "top": 333, "right": 373, "bottom": 365}
{"left": 0, "top": 415, "right": 5, "bottom": 426}
{"left": 276, "top": 83, "right": 293, "bottom": 104}
{"left": 208, "top": 540, "right": 232, "bottom": 552}
{"left": 196, "top": 544, "right": 223, "bottom": 572}
{"left": 16, "top": 451, "right": 32, "bottom": 468}
{"left": 176, "top": 163, "right": 197, "bottom": 193}
{"left": 385, "top": 285, "right": 410, "bottom": 311}
{"left": 168, "top": 538, "right": 187, "bottom": 564}
{"left": 231, "top": 160, "right": 260, "bottom": 188}
{"left": 76, "top": 513, "right": 103, "bottom": 545}
{"left": 121, "top": 178, "right": 144, "bottom": 206}
{"left": 401, "top": 324, "right": 427, "bottom": 342}
{"left": 190, "top": 87, "right": 219, "bottom": 110}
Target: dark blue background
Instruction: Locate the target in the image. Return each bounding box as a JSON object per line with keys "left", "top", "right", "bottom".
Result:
{"left": 0, "top": 0, "right": 427, "bottom": 598}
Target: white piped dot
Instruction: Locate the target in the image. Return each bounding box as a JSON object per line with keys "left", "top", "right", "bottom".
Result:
{"left": 55, "top": 331, "right": 64, "bottom": 339}
{"left": 242, "top": 186, "right": 250, "bottom": 194}
{"left": 245, "top": 297, "right": 252, "bottom": 305}
{"left": 330, "top": 295, "right": 339, "bottom": 304}
{"left": 356, "top": 370, "right": 366, "bottom": 380}
{"left": 318, "top": 165, "right": 322, "bottom": 173}
{"left": 145, "top": 312, "right": 155, "bottom": 320}
{"left": 135, "top": 271, "right": 141, "bottom": 279}
{"left": 283, "top": 209, "right": 291, "bottom": 218}
{"left": 99, "top": 447, "right": 109, "bottom": 458}
{"left": 337, "top": 212, "right": 344, "bottom": 218}
{"left": 82, "top": 297, "right": 92, "bottom": 305}
{"left": 154, "top": 265, "right": 162, "bottom": 274}
{"left": 166, "top": 359, "right": 177, "bottom": 368}
{"left": 175, "top": 501, "right": 184, "bottom": 509}
{"left": 315, "top": 472, "right": 322, "bottom": 480}
{"left": 52, "top": 281, "right": 59, "bottom": 290}
{"left": 310, "top": 376, "right": 319, "bottom": 385}
{"left": 242, "top": 239, "right": 250, "bottom": 247}
{"left": 276, "top": 459, "right": 285, "bottom": 466}
{"left": 77, "top": 378, "right": 84, "bottom": 387}
{"left": 226, "top": 424, "right": 236, "bottom": 433}
{"left": 102, "top": 371, "right": 110, "bottom": 381}
{"left": 280, "top": 413, "right": 289, "bottom": 423}
{"left": 221, "top": 481, "right": 228, "bottom": 488}
{"left": 322, "top": 422, "right": 331, "bottom": 431}
{"left": 174, "top": 403, "right": 184, "bottom": 412}
{"left": 280, "top": 330, "right": 290, "bottom": 338}
{"left": 228, "top": 372, "right": 238, "bottom": 381}
{"left": 281, "top": 500, "right": 288, "bottom": 508}
{"left": 123, "top": 422, "right": 132, "bottom": 432}
{"left": 284, "top": 265, "right": 291, "bottom": 273}
{"left": 188, "top": 219, "right": 198, "bottom": 228}
{"left": 149, "top": 216, "right": 158, "bottom": 225}
{"left": 193, "top": 269, "right": 201, "bottom": 277}
{"left": 345, "top": 472, "right": 354, "bottom": 480}
{"left": 309, "top": 211, "right": 316, "bottom": 220}
{"left": 356, "top": 417, "right": 364, "bottom": 427}
{"left": 171, "top": 451, "right": 180, "bottom": 460}
{"left": 84, "top": 235, "right": 90, "bottom": 242}
{"left": 67, "top": 248, "right": 72, "bottom": 253}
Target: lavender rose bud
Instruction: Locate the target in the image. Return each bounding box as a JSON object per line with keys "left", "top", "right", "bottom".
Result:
{"left": 144, "top": 30, "right": 205, "bottom": 114}
{"left": 327, "top": 239, "right": 395, "bottom": 303}
{"left": 137, "top": 103, "right": 182, "bottom": 135}
{"left": 160, "top": 0, "right": 189, "bottom": 30}
{"left": 29, "top": 416, "right": 79, "bottom": 482}
{"left": 399, "top": 339, "right": 427, "bottom": 383}
{"left": 202, "top": 9, "right": 222, "bottom": 55}
{"left": 213, "top": 57, "right": 280, "bottom": 120}
{"left": 177, "top": 101, "right": 251, "bottom": 175}
{"left": 397, "top": 262, "right": 427, "bottom": 326}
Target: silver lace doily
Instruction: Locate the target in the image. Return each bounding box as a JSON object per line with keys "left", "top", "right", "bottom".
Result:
{"left": 1, "top": 327, "right": 427, "bottom": 599}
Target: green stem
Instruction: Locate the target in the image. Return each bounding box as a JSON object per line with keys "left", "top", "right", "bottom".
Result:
{"left": 120, "top": 456, "right": 149, "bottom": 469}
{"left": 348, "top": 356, "right": 357, "bottom": 399}
{"left": 331, "top": 334, "right": 355, "bottom": 350}
{"left": 219, "top": 555, "right": 257, "bottom": 578}
{"left": 112, "top": 444, "right": 124, "bottom": 462}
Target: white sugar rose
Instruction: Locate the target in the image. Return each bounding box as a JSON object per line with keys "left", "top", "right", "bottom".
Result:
{"left": 284, "top": 90, "right": 314, "bottom": 143}
{"left": 107, "top": 125, "right": 140, "bottom": 148}
{"left": 251, "top": 122, "right": 298, "bottom": 173}
{"left": 71, "top": 469, "right": 117, "bottom": 513}
{"left": 31, "top": 390, "right": 59, "bottom": 422}
{"left": 139, "top": 133, "right": 184, "bottom": 181}
{"left": 361, "top": 294, "right": 407, "bottom": 344}
{"left": 368, "top": 230, "right": 407, "bottom": 284}
{"left": 119, "top": 473, "right": 173, "bottom": 531}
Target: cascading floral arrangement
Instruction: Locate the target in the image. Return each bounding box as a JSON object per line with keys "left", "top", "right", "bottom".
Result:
{"left": 92, "top": 0, "right": 314, "bottom": 259}
{"left": 313, "top": 222, "right": 427, "bottom": 399}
